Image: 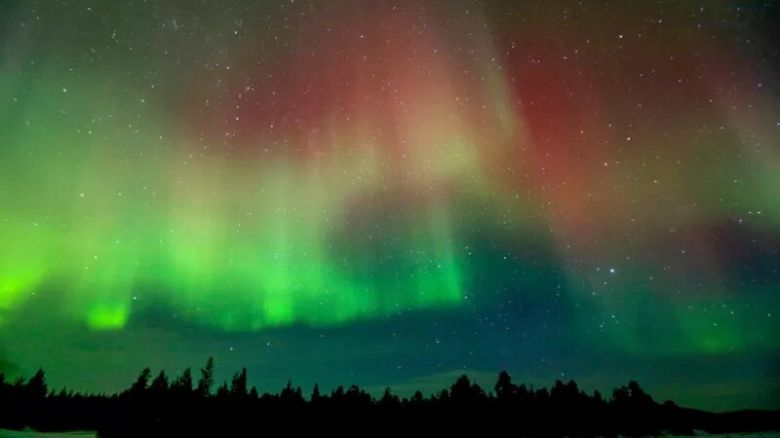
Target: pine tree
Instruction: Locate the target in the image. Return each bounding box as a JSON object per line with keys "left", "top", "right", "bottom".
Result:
{"left": 311, "top": 383, "right": 321, "bottom": 403}
{"left": 230, "top": 368, "right": 248, "bottom": 398}
{"left": 196, "top": 357, "right": 215, "bottom": 397}
{"left": 25, "top": 369, "right": 47, "bottom": 400}
{"left": 172, "top": 367, "right": 193, "bottom": 395}
{"left": 128, "top": 367, "right": 151, "bottom": 396}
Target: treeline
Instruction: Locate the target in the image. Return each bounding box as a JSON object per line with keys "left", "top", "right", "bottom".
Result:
{"left": 0, "top": 358, "right": 778, "bottom": 437}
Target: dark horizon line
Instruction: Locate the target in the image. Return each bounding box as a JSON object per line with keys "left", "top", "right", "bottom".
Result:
{"left": 3, "top": 356, "right": 780, "bottom": 437}
{"left": 3, "top": 356, "right": 779, "bottom": 410}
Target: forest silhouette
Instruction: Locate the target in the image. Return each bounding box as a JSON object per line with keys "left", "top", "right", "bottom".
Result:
{"left": 1, "top": 358, "right": 778, "bottom": 437}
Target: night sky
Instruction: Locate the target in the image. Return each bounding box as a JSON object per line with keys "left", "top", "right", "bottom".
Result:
{"left": 1, "top": 0, "right": 779, "bottom": 411}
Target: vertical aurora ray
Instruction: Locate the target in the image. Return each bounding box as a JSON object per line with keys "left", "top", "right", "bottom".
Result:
{"left": 0, "top": 1, "right": 490, "bottom": 331}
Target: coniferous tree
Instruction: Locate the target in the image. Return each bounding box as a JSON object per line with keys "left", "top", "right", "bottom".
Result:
{"left": 0, "top": 362, "right": 774, "bottom": 437}
{"left": 150, "top": 371, "right": 169, "bottom": 396}
{"left": 450, "top": 375, "right": 485, "bottom": 403}
{"left": 128, "top": 367, "right": 151, "bottom": 396}
{"left": 495, "top": 370, "right": 516, "bottom": 401}
{"left": 215, "top": 381, "right": 229, "bottom": 399}
{"left": 171, "top": 367, "right": 193, "bottom": 396}
{"left": 379, "top": 387, "right": 400, "bottom": 408}
{"left": 311, "top": 383, "right": 321, "bottom": 403}
{"left": 196, "top": 357, "right": 215, "bottom": 397}
{"left": 25, "top": 369, "right": 47, "bottom": 400}
{"left": 230, "top": 368, "right": 248, "bottom": 398}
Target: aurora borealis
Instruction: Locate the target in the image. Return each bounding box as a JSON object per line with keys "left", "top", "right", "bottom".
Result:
{"left": 1, "top": 0, "right": 778, "bottom": 411}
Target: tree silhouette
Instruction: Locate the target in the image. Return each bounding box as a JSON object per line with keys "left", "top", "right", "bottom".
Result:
{"left": 450, "top": 375, "right": 485, "bottom": 403}
{"left": 128, "top": 367, "right": 151, "bottom": 396}
{"left": 345, "top": 384, "right": 371, "bottom": 405}
{"left": 230, "top": 368, "right": 248, "bottom": 399}
{"left": 280, "top": 380, "right": 304, "bottom": 405}
{"left": 628, "top": 380, "right": 654, "bottom": 405}
{"left": 196, "top": 357, "right": 215, "bottom": 397}
{"left": 171, "top": 367, "right": 193, "bottom": 396}
{"left": 495, "top": 370, "right": 516, "bottom": 401}
{"left": 379, "top": 387, "right": 400, "bottom": 408}
{"left": 311, "top": 383, "right": 321, "bottom": 403}
{"left": 149, "top": 371, "right": 169, "bottom": 395}
{"left": 215, "top": 381, "right": 229, "bottom": 399}
{"left": 0, "top": 362, "right": 776, "bottom": 437}
{"left": 25, "top": 369, "right": 47, "bottom": 399}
